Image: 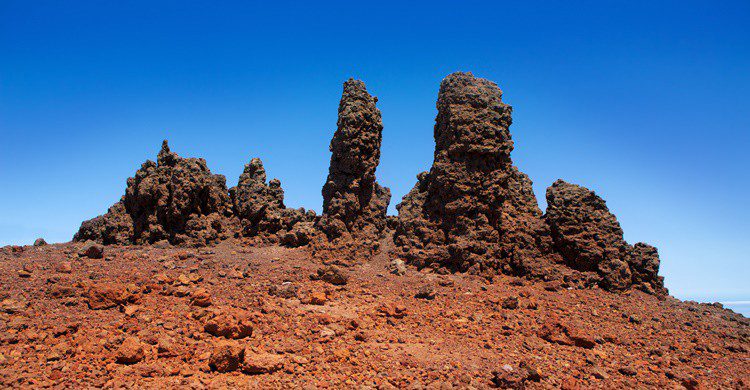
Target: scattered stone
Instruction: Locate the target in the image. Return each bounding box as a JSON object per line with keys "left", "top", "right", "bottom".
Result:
{"left": 203, "top": 307, "right": 254, "bottom": 339}
{"left": 55, "top": 261, "right": 73, "bottom": 274}
{"left": 538, "top": 316, "right": 596, "bottom": 349}
{"left": 116, "top": 337, "right": 145, "bottom": 364}
{"left": 33, "top": 238, "right": 47, "bottom": 246}
{"left": 86, "top": 283, "right": 139, "bottom": 310}
{"left": 502, "top": 296, "right": 519, "bottom": 310}
{"left": 389, "top": 259, "right": 407, "bottom": 276}
{"left": 313, "top": 266, "right": 348, "bottom": 285}
{"left": 415, "top": 285, "right": 436, "bottom": 300}
{"left": 242, "top": 351, "right": 284, "bottom": 374}
{"left": 268, "top": 282, "right": 298, "bottom": 299}
{"left": 17, "top": 269, "right": 31, "bottom": 278}
{"left": 190, "top": 288, "right": 212, "bottom": 307}
{"left": 208, "top": 341, "right": 244, "bottom": 373}
{"left": 78, "top": 241, "right": 104, "bottom": 259}
{"left": 308, "top": 291, "right": 328, "bottom": 305}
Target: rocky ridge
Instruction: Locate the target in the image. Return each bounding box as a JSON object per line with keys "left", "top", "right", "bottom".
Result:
{"left": 77, "top": 72, "right": 665, "bottom": 295}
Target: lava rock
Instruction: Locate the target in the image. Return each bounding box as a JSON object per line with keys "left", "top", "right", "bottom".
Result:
{"left": 544, "top": 180, "right": 666, "bottom": 294}
{"left": 315, "top": 79, "right": 391, "bottom": 259}
{"left": 115, "top": 337, "right": 145, "bottom": 364}
{"left": 393, "top": 72, "right": 553, "bottom": 277}
{"left": 208, "top": 341, "right": 244, "bottom": 373}
{"left": 78, "top": 241, "right": 104, "bottom": 259}
{"left": 202, "top": 307, "right": 254, "bottom": 339}
{"left": 74, "top": 140, "right": 234, "bottom": 247}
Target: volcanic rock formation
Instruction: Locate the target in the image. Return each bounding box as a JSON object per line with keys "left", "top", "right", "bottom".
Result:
{"left": 229, "top": 158, "right": 315, "bottom": 247}
{"left": 544, "top": 180, "right": 667, "bottom": 295}
{"left": 393, "top": 72, "right": 553, "bottom": 277}
{"left": 75, "top": 141, "right": 235, "bottom": 246}
{"left": 315, "top": 79, "right": 391, "bottom": 259}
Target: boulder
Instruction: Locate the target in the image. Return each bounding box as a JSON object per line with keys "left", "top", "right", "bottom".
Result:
{"left": 208, "top": 340, "right": 244, "bottom": 373}
{"left": 115, "top": 337, "right": 145, "bottom": 364}
{"left": 202, "top": 307, "right": 254, "bottom": 339}
{"left": 544, "top": 180, "right": 666, "bottom": 294}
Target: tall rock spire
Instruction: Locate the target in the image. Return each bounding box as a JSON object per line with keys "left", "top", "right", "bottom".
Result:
{"left": 394, "top": 72, "right": 552, "bottom": 277}
{"left": 314, "top": 79, "right": 391, "bottom": 260}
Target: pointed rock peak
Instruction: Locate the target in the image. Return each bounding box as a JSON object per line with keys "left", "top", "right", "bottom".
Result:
{"left": 341, "top": 78, "right": 377, "bottom": 104}
{"left": 157, "top": 139, "right": 178, "bottom": 166}
{"left": 239, "top": 157, "right": 267, "bottom": 185}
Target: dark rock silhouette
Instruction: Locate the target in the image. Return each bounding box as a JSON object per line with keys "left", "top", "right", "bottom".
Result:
{"left": 71, "top": 73, "right": 666, "bottom": 296}
{"left": 544, "top": 179, "right": 666, "bottom": 295}
{"left": 393, "top": 72, "right": 553, "bottom": 277}
{"left": 75, "top": 141, "right": 234, "bottom": 246}
{"left": 229, "top": 158, "right": 315, "bottom": 246}
{"left": 314, "top": 79, "right": 390, "bottom": 260}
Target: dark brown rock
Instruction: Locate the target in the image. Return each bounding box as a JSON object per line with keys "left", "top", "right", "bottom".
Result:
{"left": 209, "top": 340, "right": 244, "bottom": 373}
{"left": 629, "top": 242, "right": 668, "bottom": 296}
{"left": 78, "top": 240, "right": 104, "bottom": 259}
{"left": 229, "top": 158, "right": 315, "bottom": 246}
{"left": 74, "top": 140, "right": 235, "bottom": 247}
{"left": 544, "top": 179, "right": 666, "bottom": 294}
{"left": 85, "top": 282, "right": 139, "bottom": 310}
{"left": 393, "top": 72, "right": 553, "bottom": 277}
{"left": 241, "top": 351, "right": 284, "bottom": 374}
{"left": 115, "top": 337, "right": 145, "bottom": 364}
{"left": 202, "top": 307, "right": 254, "bottom": 339}
{"left": 315, "top": 79, "right": 391, "bottom": 259}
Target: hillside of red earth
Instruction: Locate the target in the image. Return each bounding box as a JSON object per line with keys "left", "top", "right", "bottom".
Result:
{"left": 1, "top": 72, "right": 748, "bottom": 388}
{"left": 1, "top": 240, "right": 747, "bottom": 388}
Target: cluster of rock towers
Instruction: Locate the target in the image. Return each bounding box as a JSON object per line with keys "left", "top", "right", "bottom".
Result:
{"left": 75, "top": 72, "right": 666, "bottom": 296}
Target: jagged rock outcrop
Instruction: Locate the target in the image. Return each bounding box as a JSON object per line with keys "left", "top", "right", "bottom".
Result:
{"left": 229, "top": 158, "right": 315, "bottom": 247}
{"left": 314, "top": 79, "right": 391, "bottom": 260}
{"left": 393, "top": 72, "right": 553, "bottom": 276}
{"left": 544, "top": 180, "right": 666, "bottom": 295}
{"left": 75, "top": 141, "right": 235, "bottom": 246}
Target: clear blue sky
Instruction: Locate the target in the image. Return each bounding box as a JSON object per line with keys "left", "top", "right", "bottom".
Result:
{"left": 1, "top": 1, "right": 748, "bottom": 302}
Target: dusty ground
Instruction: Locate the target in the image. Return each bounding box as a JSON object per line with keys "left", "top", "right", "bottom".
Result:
{"left": 0, "top": 239, "right": 748, "bottom": 389}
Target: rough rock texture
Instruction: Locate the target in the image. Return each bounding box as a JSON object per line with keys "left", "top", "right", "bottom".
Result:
{"left": 318, "top": 79, "right": 391, "bottom": 240}
{"left": 393, "top": 72, "right": 553, "bottom": 277}
{"left": 0, "top": 242, "right": 746, "bottom": 388}
{"left": 544, "top": 180, "right": 667, "bottom": 294}
{"left": 229, "top": 158, "right": 315, "bottom": 246}
{"left": 314, "top": 79, "right": 391, "bottom": 260}
{"left": 74, "top": 141, "right": 235, "bottom": 247}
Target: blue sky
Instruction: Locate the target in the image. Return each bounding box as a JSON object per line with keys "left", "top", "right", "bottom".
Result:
{"left": 1, "top": 1, "right": 748, "bottom": 302}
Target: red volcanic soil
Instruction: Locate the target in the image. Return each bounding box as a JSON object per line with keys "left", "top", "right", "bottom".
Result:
{"left": 1, "top": 240, "right": 748, "bottom": 389}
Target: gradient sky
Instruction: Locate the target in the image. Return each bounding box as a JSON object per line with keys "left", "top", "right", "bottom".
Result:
{"left": 1, "top": 1, "right": 748, "bottom": 303}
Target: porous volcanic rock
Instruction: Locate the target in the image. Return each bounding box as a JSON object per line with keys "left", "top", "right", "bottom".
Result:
{"left": 314, "top": 79, "right": 391, "bottom": 260}
{"left": 74, "top": 140, "right": 235, "bottom": 246}
{"left": 393, "top": 72, "right": 553, "bottom": 277}
{"left": 229, "top": 157, "right": 315, "bottom": 246}
{"left": 544, "top": 179, "right": 667, "bottom": 294}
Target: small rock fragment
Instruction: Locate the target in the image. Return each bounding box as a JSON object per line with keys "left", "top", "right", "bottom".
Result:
{"left": 242, "top": 351, "right": 284, "bottom": 374}
{"left": 116, "top": 337, "right": 145, "bottom": 364}
{"left": 208, "top": 341, "right": 244, "bottom": 373}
